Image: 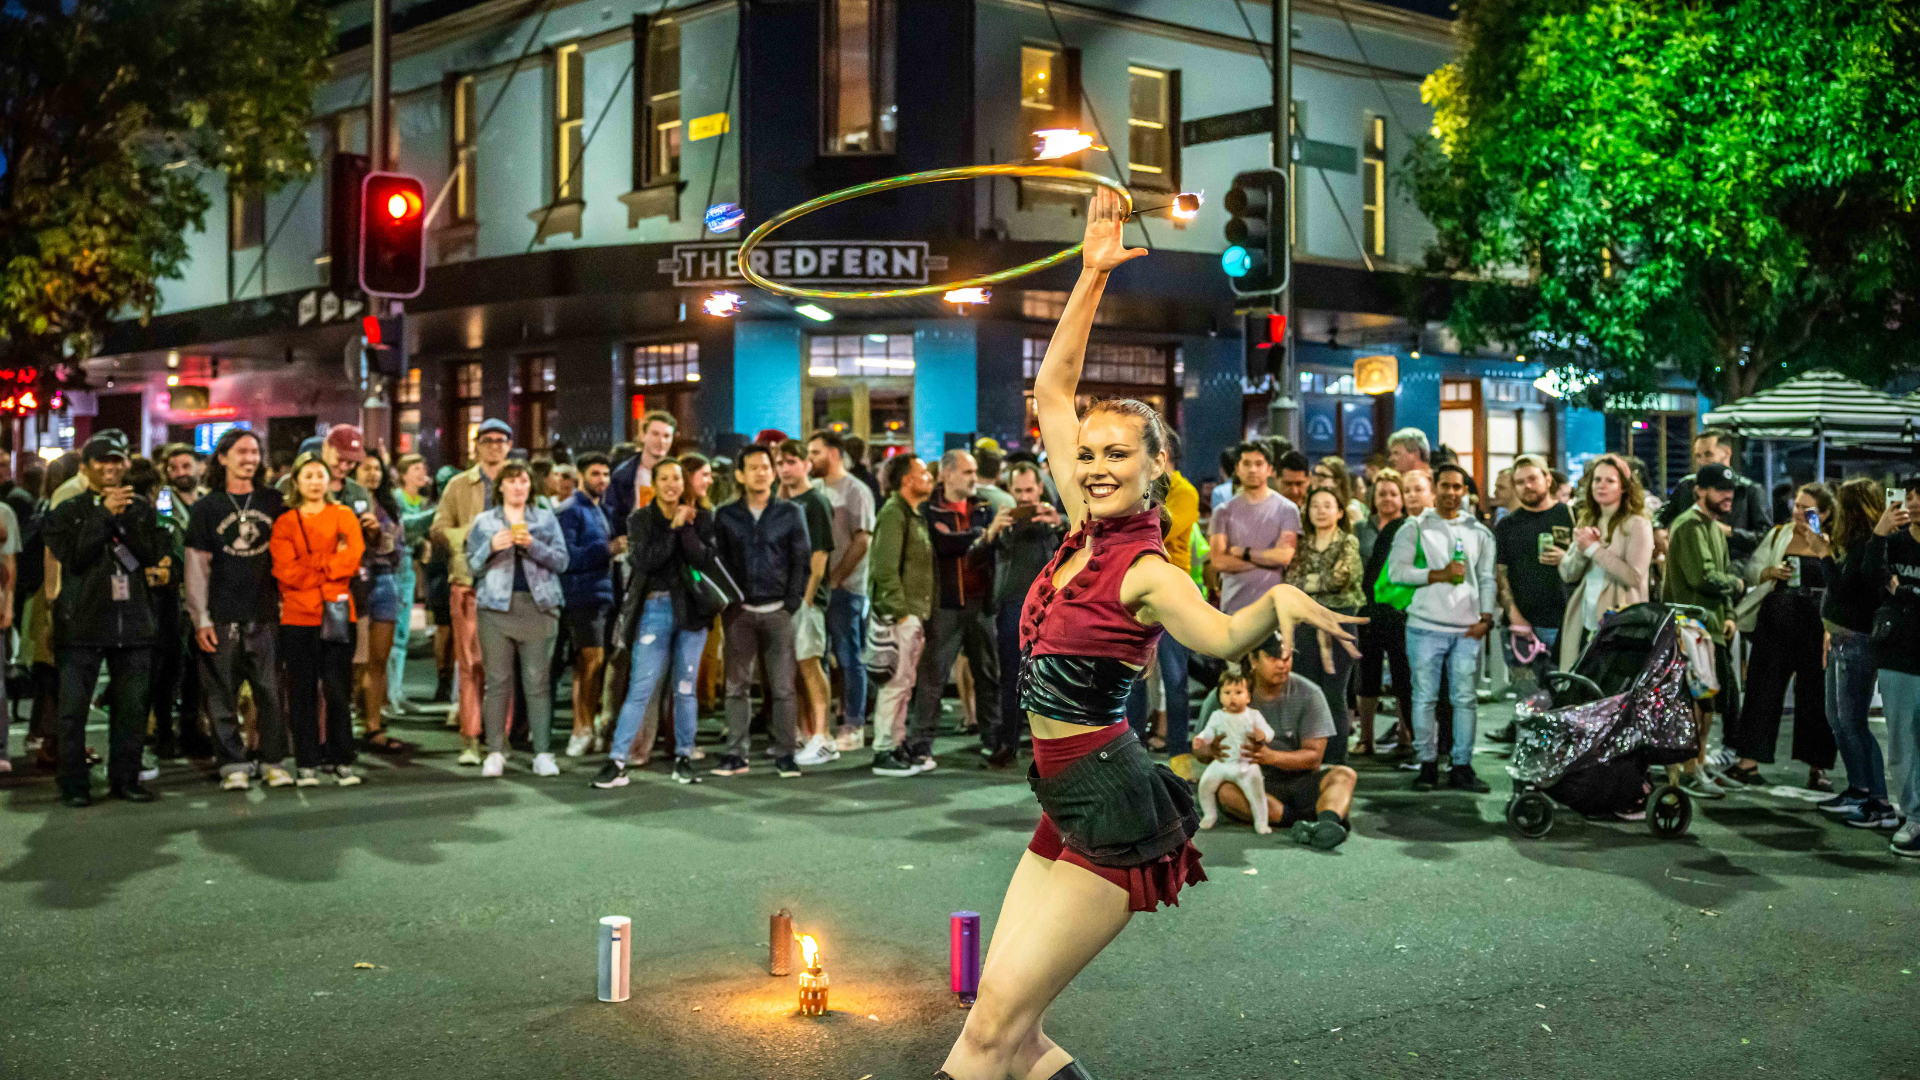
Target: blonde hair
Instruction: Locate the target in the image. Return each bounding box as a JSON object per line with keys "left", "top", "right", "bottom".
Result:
{"left": 1574, "top": 453, "right": 1646, "bottom": 542}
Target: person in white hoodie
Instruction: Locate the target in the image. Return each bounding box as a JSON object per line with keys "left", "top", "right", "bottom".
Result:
{"left": 1387, "top": 461, "right": 1498, "bottom": 793}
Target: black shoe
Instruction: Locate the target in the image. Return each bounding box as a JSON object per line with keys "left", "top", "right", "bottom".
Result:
{"left": 983, "top": 746, "right": 1018, "bottom": 770}
{"left": 774, "top": 755, "right": 802, "bottom": 779}
{"left": 590, "top": 761, "right": 629, "bottom": 789}
{"left": 1448, "top": 764, "right": 1491, "bottom": 793}
{"left": 110, "top": 783, "right": 158, "bottom": 803}
{"left": 672, "top": 757, "right": 700, "bottom": 785}
{"left": 1486, "top": 722, "right": 1517, "bottom": 744}
{"left": 710, "top": 754, "right": 750, "bottom": 777}
{"left": 61, "top": 789, "right": 92, "bottom": 808}
{"left": 1413, "top": 761, "right": 1439, "bottom": 791}
{"left": 872, "top": 749, "right": 926, "bottom": 777}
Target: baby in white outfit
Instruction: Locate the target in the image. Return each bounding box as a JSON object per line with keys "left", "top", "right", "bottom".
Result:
{"left": 1195, "top": 674, "right": 1277, "bottom": 834}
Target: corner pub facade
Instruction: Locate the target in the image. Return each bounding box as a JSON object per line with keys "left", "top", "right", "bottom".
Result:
{"left": 95, "top": 0, "right": 1601, "bottom": 492}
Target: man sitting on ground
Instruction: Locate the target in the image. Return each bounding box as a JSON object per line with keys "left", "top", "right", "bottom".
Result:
{"left": 1193, "top": 637, "right": 1358, "bottom": 849}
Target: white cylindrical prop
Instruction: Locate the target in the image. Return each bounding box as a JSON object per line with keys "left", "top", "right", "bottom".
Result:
{"left": 598, "top": 916, "right": 631, "bottom": 1002}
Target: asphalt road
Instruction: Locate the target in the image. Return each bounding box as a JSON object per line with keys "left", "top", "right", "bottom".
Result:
{"left": 2, "top": 696, "right": 1915, "bottom": 1080}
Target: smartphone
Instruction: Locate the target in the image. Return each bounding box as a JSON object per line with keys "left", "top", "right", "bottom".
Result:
{"left": 155, "top": 488, "right": 173, "bottom": 518}
{"left": 1806, "top": 509, "right": 1821, "bottom": 534}
{"left": 353, "top": 499, "right": 369, "bottom": 515}
{"left": 1551, "top": 526, "right": 1571, "bottom": 548}
{"left": 1012, "top": 505, "right": 1039, "bottom": 522}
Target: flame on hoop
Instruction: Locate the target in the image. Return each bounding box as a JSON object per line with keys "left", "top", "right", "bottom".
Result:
{"left": 1031, "top": 129, "right": 1100, "bottom": 160}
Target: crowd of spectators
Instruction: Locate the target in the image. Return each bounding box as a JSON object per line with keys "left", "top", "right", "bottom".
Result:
{"left": 4, "top": 412, "right": 1913, "bottom": 860}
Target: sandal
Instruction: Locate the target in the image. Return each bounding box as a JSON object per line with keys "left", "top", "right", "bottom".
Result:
{"left": 364, "top": 732, "right": 412, "bottom": 754}
{"left": 1720, "top": 763, "right": 1765, "bottom": 786}
{"left": 1806, "top": 768, "right": 1833, "bottom": 793}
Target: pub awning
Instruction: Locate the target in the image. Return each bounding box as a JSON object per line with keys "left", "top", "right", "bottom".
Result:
{"left": 1702, "top": 368, "right": 1920, "bottom": 447}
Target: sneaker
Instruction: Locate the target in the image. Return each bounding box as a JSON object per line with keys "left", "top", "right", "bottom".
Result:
{"left": 221, "top": 771, "right": 250, "bottom": 792}
{"left": 591, "top": 761, "right": 630, "bottom": 789}
{"left": 688, "top": 748, "right": 707, "bottom": 761}
{"left": 1290, "top": 817, "right": 1349, "bottom": 850}
{"left": 333, "top": 765, "right": 362, "bottom": 787}
{"left": 872, "top": 749, "right": 926, "bottom": 777}
{"left": 1680, "top": 771, "right": 1726, "bottom": 800}
{"left": 912, "top": 753, "right": 937, "bottom": 774}
{"left": 295, "top": 768, "right": 321, "bottom": 787}
{"left": 565, "top": 733, "right": 592, "bottom": 758}
{"left": 1892, "top": 821, "right": 1920, "bottom": 858}
{"left": 480, "top": 752, "right": 505, "bottom": 778}
{"left": 1707, "top": 745, "right": 1738, "bottom": 770}
{"left": 138, "top": 764, "right": 160, "bottom": 783}
{"left": 1615, "top": 810, "right": 1648, "bottom": 822}
{"left": 1448, "top": 764, "right": 1491, "bottom": 793}
{"left": 710, "top": 754, "right": 750, "bottom": 777}
{"left": 775, "top": 755, "right": 803, "bottom": 779}
{"left": 793, "top": 736, "right": 837, "bottom": 767}
{"left": 264, "top": 766, "right": 294, "bottom": 788}
{"left": 833, "top": 727, "right": 866, "bottom": 752}
{"left": 532, "top": 752, "right": 560, "bottom": 777}
{"left": 457, "top": 743, "right": 484, "bottom": 767}
{"left": 672, "top": 757, "right": 701, "bottom": 785}
{"left": 109, "top": 782, "right": 158, "bottom": 803}
{"left": 1817, "top": 788, "right": 1869, "bottom": 815}
{"left": 1412, "top": 761, "right": 1439, "bottom": 792}
{"left": 1842, "top": 800, "right": 1899, "bottom": 830}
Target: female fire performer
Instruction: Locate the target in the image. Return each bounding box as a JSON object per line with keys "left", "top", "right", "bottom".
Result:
{"left": 934, "top": 189, "right": 1364, "bottom": 1080}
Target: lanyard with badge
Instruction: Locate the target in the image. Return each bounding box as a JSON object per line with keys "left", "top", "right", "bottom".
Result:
{"left": 108, "top": 501, "right": 141, "bottom": 601}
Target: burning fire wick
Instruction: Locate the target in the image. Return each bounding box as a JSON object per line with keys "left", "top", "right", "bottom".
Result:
{"left": 796, "top": 934, "right": 829, "bottom": 1016}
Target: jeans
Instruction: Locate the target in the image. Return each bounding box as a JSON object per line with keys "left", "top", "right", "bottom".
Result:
{"left": 609, "top": 594, "right": 709, "bottom": 761}
{"left": 1824, "top": 626, "right": 1886, "bottom": 801}
{"left": 281, "top": 624, "right": 356, "bottom": 769}
{"left": 1127, "top": 636, "right": 1194, "bottom": 757}
{"left": 1294, "top": 608, "right": 1358, "bottom": 765}
{"left": 386, "top": 563, "right": 416, "bottom": 710}
{"left": 871, "top": 615, "right": 925, "bottom": 752}
{"left": 199, "top": 622, "right": 286, "bottom": 776}
{"left": 827, "top": 589, "right": 870, "bottom": 733}
{"left": 1407, "top": 626, "right": 1483, "bottom": 767}
{"left": 1877, "top": 669, "right": 1920, "bottom": 820}
{"left": 723, "top": 607, "right": 799, "bottom": 759}
{"left": 910, "top": 607, "right": 1000, "bottom": 757}
{"left": 56, "top": 645, "right": 150, "bottom": 795}
{"left": 477, "top": 594, "right": 559, "bottom": 755}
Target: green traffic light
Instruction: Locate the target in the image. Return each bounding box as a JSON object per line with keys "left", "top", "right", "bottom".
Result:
{"left": 1222, "top": 246, "right": 1253, "bottom": 277}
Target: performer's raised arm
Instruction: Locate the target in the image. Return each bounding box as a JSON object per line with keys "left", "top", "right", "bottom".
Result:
{"left": 1033, "top": 186, "right": 1145, "bottom": 527}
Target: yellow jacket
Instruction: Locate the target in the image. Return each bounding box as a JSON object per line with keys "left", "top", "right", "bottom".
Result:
{"left": 1162, "top": 470, "right": 1200, "bottom": 572}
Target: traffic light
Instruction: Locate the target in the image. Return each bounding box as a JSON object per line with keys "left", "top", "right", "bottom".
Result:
{"left": 361, "top": 313, "right": 408, "bottom": 378}
{"left": 329, "top": 152, "right": 369, "bottom": 294}
{"left": 1222, "top": 169, "right": 1287, "bottom": 299}
{"left": 1248, "top": 312, "right": 1287, "bottom": 383}
{"left": 359, "top": 171, "right": 426, "bottom": 297}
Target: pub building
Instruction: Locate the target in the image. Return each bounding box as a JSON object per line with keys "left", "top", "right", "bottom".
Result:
{"left": 85, "top": 0, "right": 1601, "bottom": 486}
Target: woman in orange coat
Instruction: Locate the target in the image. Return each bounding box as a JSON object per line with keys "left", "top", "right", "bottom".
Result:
{"left": 271, "top": 452, "right": 367, "bottom": 787}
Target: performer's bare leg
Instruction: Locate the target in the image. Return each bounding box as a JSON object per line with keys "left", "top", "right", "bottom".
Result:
{"left": 941, "top": 857, "right": 1131, "bottom": 1079}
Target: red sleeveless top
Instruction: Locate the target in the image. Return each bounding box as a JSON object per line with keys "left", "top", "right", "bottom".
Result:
{"left": 1019, "top": 506, "right": 1166, "bottom": 666}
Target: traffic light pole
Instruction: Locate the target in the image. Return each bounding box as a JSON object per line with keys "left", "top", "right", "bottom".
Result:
{"left": 363, "top": 0, "right": 393, "bottom": 445}
{"left": 1268, "top": 0, "right": 1297, "bottom": 446}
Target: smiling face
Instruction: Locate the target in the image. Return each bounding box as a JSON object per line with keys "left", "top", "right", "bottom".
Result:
{"left": 1075, "top": 412, "right": 1162, "bottom": 518}
{"left": 220, "top": 435, "right": 261, "bottom": 485}
{"left": 1699, "top": 484, "right": 1734, "bottom": 517}
{"left": 642, "top": 419, "right": 676, "bottom": 461}
{"left": 355, "top": 458, "right": 384, "bottom": 490}
{"left": 1433, "top": 468, "right": 1468, "bottom": 517}
{"left": 652, "top": 461, "right": 685, "bottom": 507}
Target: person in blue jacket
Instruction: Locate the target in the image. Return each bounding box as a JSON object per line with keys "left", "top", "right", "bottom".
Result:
{"left": 556, "top": 452, "right": 616, "bottom": 757}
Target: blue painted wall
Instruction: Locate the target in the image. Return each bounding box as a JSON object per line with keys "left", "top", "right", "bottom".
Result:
{"left": 912, "top": 322, "right": 980, "bottom": 461}
{"left": 732, "top": 321, "right": 802, "bottom": 439}
{"left": 1181, "top": 336, "right": 1244, "bottom": 487}
{"left": 1564, "top": 407, "right": 1606, "bottom": 473}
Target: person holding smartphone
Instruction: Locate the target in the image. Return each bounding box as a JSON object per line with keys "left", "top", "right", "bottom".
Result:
{"left": 983, "top": 462, "right": 1065, "bottom": 770}
{"left": 45, "top": 430, "right": 170, "bottom": 806}
{"left": 1727, "top": 483, "right": 1837, "bottom": 789}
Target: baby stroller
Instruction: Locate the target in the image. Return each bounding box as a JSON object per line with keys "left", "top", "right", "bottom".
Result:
{"left": 1504, "top": 602, "right": 1710, "bottom": 840}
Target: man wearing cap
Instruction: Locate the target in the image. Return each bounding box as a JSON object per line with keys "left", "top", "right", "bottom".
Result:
{"left": 1664, "top": 462, "right": 1748, "bottom": 797}
{"left": 431, "top": 418, "right": 515, "bottom": 762}
{"left": 45, "top": 431, "right": 171, "bottom": 806}
{"left": 1655, "top": 427, "right": 1771, "bottom": 562}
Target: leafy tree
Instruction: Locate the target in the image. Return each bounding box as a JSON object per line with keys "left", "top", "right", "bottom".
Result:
{"left": 0, "top": 0, "right": 332, "bottom": 385}
{"left": 1410, "top": 0, "right": 1920, "bottom": 404}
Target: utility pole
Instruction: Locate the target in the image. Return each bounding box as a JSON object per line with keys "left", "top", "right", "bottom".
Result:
{"left": 1268, "top": 0, "right": 1297, "bottom": 445}
{"left": 363, "top": 0, "right": 392, "bottom": 445}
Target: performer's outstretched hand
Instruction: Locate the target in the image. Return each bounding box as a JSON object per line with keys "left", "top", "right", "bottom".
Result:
{"left": 1269, "top": 583, "right": 1366, "bottom": 658}
{"left": 1082, "top": 187, "right": 1146, "bottom": 272}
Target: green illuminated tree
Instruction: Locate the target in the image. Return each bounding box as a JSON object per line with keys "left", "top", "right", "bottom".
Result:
{"left": 1410, "top": 0, "right": 1920, "bottom": 404}
{"left": 0, "top": 0, "right": 333, "bottom": 381}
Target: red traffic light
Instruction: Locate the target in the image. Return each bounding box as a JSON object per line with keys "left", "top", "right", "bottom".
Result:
{"left": 359, "top": 171, "right": 427, "bottom": 298}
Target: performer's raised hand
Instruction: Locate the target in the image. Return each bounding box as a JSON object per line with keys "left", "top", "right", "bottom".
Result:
{"left": 1269, "top": 583, "right": 1366, "bottom": 659}
{"left": 1082, "top": 187, "right": 1146, "bottom": 273}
